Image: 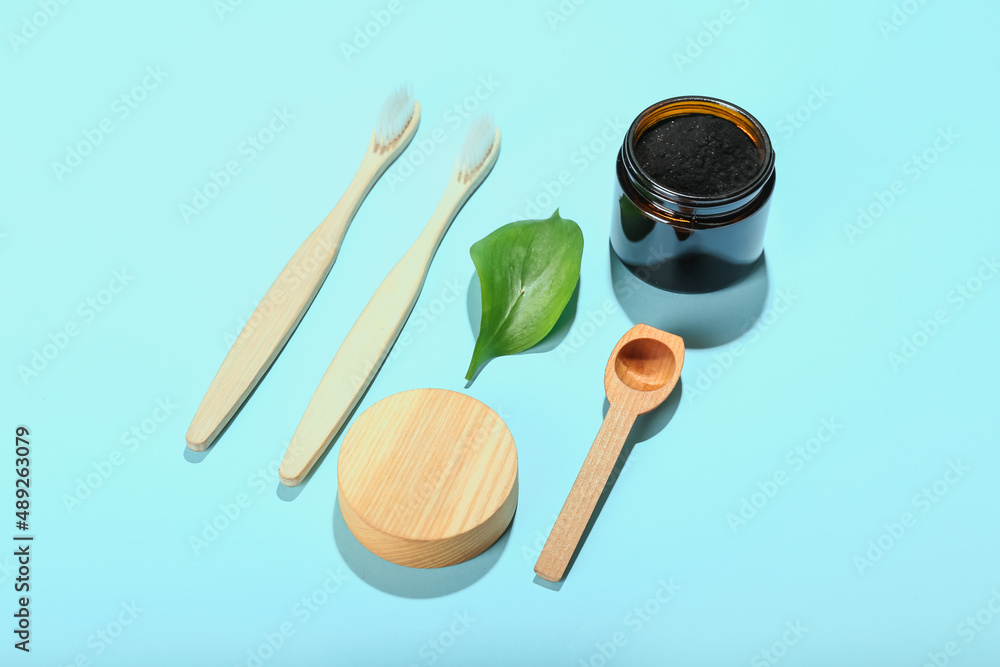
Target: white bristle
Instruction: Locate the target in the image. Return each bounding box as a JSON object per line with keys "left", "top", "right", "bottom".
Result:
{"left": 375, "top": 84, "right": 414, "bottom": 146}
{"left": 458, "top": 114, "right": 495, "bottom": 176}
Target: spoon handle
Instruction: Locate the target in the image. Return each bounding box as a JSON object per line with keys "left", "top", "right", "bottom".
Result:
{"left": 535, "top": 403, "right": 637, "bottom": 582}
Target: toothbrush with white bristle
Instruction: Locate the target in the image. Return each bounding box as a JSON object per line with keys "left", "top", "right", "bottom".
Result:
{"left": 186, "top": 86, "right": 421, "bottom": 452}
{"left": 279, "top": 115, "right": 501, "bottom": 486}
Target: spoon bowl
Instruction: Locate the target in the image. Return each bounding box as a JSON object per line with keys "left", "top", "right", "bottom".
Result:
{"left": 606, "top": 325, "right": 684, "bottom": 414}
{"left": 614, "top": 338, "right": 676, "bottom": 390}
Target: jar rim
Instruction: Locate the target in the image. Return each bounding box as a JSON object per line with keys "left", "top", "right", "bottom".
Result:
{"left": 621, "top": 96, "right": 775, "bottom": 222}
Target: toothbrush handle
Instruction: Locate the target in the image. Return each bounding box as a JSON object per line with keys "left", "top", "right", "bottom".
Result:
{"left": 280, "top": 127, "right": 502, "bottom": 485}
{"left": 534, "top": 403, "right": 638, "bottom": 582}
{"left": 278, "top": 234, "right": 435, "bottom": 486}
{"left": 185, "top": 154, "right": 383, "bottom": 452}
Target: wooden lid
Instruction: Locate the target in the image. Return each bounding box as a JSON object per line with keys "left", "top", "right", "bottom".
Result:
{"left": 337, "top": 389, "right": 518, "bottom": 568}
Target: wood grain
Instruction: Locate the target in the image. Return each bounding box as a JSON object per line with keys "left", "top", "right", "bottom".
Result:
{"left": 534, "top": 324, "right": 684, "bottom": 582}
{"left": 337, "top": 388, "right": 518, "bottom": 568}
{"left": 278, "top": 128, "right": 501, "bottom": 486}
{"left": 185, "top": 103, "right": 421, "bottom": 452}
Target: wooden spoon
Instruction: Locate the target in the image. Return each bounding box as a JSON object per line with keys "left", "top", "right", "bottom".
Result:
{"left": 534, "top": 323, "right": 684, "bottom": 582}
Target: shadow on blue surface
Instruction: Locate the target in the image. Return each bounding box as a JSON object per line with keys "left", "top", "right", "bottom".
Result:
{"left": 610, "top": 245, "right": 770, "bottom": 349}
{"left": 333, "top": 497, "right": 512, "bottom": 598}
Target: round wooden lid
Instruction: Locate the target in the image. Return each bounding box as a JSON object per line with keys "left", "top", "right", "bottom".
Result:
{"left": 337, "top": 388, "right": 518, "bottom": 568}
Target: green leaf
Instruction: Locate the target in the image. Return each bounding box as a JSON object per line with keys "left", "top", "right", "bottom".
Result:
{"left": 466, "top": 210, "right": 584, "bottom": 380}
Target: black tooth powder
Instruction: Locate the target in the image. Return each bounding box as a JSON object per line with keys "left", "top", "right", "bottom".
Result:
{"left": 634, "top": 114, "right": 762, "bottom": 198}
{"left": 611, "top": 96, "right": 776, "bottom": 293}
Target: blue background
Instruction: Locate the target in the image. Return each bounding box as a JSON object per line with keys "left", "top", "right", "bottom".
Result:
{"left": 4, "top": 0, "right": 1000, "bottom": 665}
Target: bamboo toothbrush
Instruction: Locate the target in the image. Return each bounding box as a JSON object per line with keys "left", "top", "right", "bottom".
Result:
{"left": 186, "top": 86, "right": 421, "bottom": 452}
{"left": 278, "top": 115, "right": 501, "bottom": 486}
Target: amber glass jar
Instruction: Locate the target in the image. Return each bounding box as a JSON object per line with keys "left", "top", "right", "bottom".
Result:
{"left": 611, "top": 96, "right": 776, "bottom": 293}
